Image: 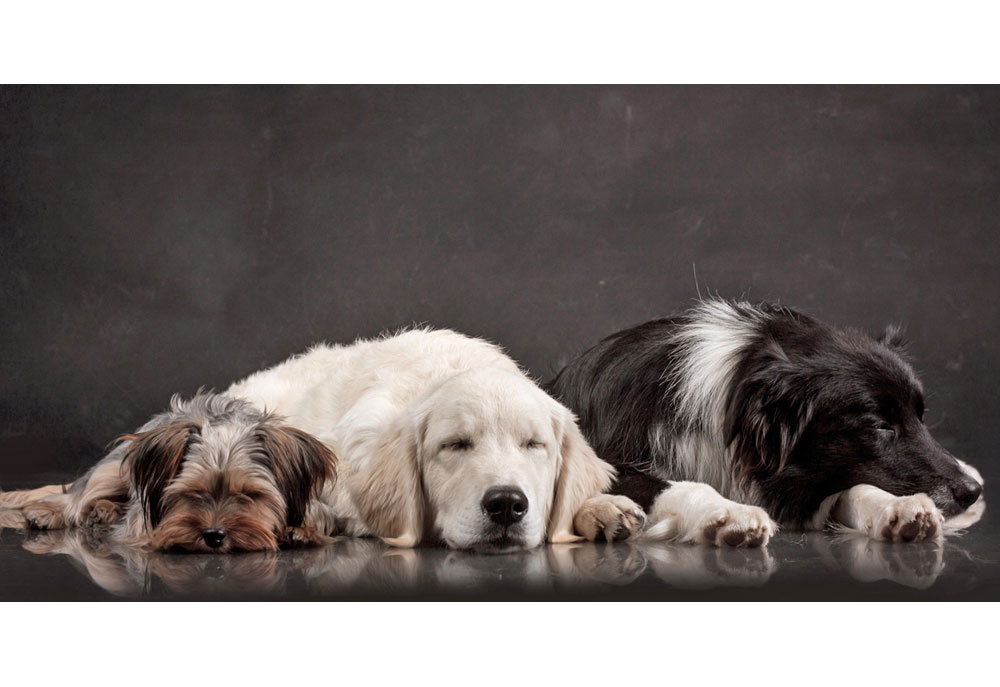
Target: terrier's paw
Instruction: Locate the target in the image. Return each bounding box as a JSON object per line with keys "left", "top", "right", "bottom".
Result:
{"left": 85, "top": 500, "right": 121, "bottom": 529}
{"left": 282, "top": 525, "right": 327, "bottom": 548}
{"left": 573, "top": 494, "right": 647, "bottom": 542}
{"left": 699, "top": 504, "right": 775, "bottom": 548}
{"left": 22, "top": 501, "right": 66, "bottom": 530}
{"left": 0, "top": 507, "right": 28, "bottom": 529}
{"left": 871, "top": 494, "right": 943, "bottom": 542}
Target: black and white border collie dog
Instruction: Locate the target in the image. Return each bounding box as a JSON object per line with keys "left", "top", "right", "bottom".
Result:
{"left": 548, "top": 300, "right": 984, "bottom": 548}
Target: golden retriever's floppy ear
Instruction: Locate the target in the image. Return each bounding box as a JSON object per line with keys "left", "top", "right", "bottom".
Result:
{"left": 350, "top": 414, "right": 424, "bottom": 548}
{"left": 548, "top": 408, "right": 615, "bottom": 544}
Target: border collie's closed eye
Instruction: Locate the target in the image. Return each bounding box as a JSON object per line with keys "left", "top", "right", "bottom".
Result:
{"left": 548, "top": 300, "right": 984, "bottom": 547}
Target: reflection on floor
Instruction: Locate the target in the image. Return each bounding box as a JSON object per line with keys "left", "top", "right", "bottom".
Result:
{"left": 3, "top": 523, "right": 992, "bottom": 600}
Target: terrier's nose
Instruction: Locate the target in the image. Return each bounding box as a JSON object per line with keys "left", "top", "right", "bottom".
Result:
{"left": 481, "top": 487, "right": 528, "bottom": 526}
{"left": 952, "top": 478, "right": 983, "bottom": 510}
{"left": 202, "top": 527, "right": 227, "bottom": 548}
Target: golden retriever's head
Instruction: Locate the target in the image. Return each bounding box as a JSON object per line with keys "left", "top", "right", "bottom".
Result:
{"left": 352, "top": 367, "right": 614, "bottom": 553}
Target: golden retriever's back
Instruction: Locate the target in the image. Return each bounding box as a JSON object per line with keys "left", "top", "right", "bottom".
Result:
{"left": 227, "top": 328, "right": 523, "bottom": 433}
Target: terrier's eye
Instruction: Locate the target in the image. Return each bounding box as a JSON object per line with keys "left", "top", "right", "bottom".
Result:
{"left": 524, "top": 439, "right": 545, "bottom": 450}
{"left": 234, "top": 490, "right": 263, "bottom": 503}
{"left": 442, "top": 438, "right": 473, "bottom": 451}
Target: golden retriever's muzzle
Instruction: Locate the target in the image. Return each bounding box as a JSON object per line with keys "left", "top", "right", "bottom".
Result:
{"left": 472, "top": 486, "right": 531, "bottom": 553}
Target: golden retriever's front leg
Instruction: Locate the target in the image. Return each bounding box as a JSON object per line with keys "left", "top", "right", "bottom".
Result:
{"left": 573, "top": 494, "right": 646, "bottom": 542}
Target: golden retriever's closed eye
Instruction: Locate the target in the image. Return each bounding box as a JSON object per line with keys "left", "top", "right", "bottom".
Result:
{"left": 226, "top": 329, "right": 644, "bottom": 552}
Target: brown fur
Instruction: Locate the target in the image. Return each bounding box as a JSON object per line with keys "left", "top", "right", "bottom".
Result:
{"left": 256, "top": 425, "right": 337, "bottom": 527}
{"left": 1, "top": 397, "right": 337, "bottom": 553}
{"left": 121, "top": 422, "right": 200, "bottom": 527}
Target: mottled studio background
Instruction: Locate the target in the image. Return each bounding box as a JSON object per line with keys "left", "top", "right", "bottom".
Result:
{"left": 1, "top": 86, "right": 998, "bottom": 493}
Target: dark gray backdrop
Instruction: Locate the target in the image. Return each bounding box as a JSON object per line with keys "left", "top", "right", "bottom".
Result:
{"left": 2, "top": 86, "right": 998, "bottom": 489}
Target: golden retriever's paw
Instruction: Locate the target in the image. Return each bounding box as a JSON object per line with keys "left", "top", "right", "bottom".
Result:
{"left": 573, "top": 494, "right": 646, "bottom": 542}
{"left": 871, "top": 494, "right": 943, "bottom": 542}
{"left": 22, "top": 501, "right": 67, "bottom": 530}
{"left": 85, "top": 499, "right": 121, "bottom": 529}
{"left": 698, "top": 504, "right": 775, "bottom": 548}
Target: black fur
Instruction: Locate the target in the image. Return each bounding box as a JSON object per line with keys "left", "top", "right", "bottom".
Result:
{"left": 548, "top": 300, "right": 981, "bottom": 526}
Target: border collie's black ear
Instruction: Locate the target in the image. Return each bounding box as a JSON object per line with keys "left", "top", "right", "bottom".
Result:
{"left": 120, "top": 422, "right": 200, "bottom": 528}
{"left": 256, "top": 424, "right": 337, "bottom": 527}
{"left": 724, "top": 350, "right": 813, "bottom": 486}
{"left": 878, "top": 324, "right": 908, "bottom": 352}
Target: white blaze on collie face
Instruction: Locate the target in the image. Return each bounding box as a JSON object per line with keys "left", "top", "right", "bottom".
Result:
{"left": 418, "top": 369, "right": 561, "bottom": 552}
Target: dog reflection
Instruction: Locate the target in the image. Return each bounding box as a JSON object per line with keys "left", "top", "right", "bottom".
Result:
{"left": 22, "top": 529, "right": 286, "bottom": 597}
{"left": 546, "top": 543, "right": 648, "bottom": 587}
{"left": 639, "top": 543, "right": 778, "bottom": 589}
{"left": 293, "top": 538, "right": 421, "bottom": 594}
{"left": 19, "top": 527, "right": 973, "bottom": 597}
{"left": 431, "top": 548, "right": 552, "bottom": 591}
{"left": 812, "top": 533, "right": 946, "bottom": 589}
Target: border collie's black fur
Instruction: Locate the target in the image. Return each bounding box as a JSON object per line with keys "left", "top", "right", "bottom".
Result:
{"left": 547, "top": 300, "right": 983, "bottom": 528}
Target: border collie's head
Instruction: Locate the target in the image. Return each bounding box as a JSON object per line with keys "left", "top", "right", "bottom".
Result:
{"left": 726, "top": 314, "right": 982, "bottom": 523}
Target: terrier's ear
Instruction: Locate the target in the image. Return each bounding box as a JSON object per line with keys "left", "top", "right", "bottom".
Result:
{"left": 255, "top": 424, "right": 337, "bottom": 528}
{"left": 120, "top": 422, "right": 200, "bottom": 528}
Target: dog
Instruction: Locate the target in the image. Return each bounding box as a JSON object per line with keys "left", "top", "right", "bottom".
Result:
{"left": 0, "top": 393, "right": 335, "bottom": 552}
{"left": 2, "top": 329, "right": 641, "bottom": 553}
{"left": 547, "top": 299, "right": 984, "bottom": 547}
{"left": 225, "top": 328, "right": 644, "bottom": 552}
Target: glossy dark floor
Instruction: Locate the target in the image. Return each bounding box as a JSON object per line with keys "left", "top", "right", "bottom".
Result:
{"left": 1, "top": 506, "right": 996, "bottom": 601}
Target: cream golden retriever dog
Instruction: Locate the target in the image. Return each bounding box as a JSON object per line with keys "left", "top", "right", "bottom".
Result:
{"left": 227, "top": 329, "right": 644, "bottom": 552}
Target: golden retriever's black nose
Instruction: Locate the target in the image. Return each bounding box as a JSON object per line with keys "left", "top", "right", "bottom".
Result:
{"left": 202, "top": 527, "right": 227, "bottom": 548}
{"left": 482, "top": 487, "right": 528, "bottom": 526}
{"left": 952, "top": 478, "right": 982, "bottom": 510}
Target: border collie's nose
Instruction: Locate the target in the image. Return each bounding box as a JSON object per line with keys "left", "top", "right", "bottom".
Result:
{"left": 952, "top": 478, "right": 982, "bottom": 510}
{"left": 482, "top": 487, "right": 528, "bottom": 526}
{"left": 202, "top": 527, "right": 227, "bottom": 548}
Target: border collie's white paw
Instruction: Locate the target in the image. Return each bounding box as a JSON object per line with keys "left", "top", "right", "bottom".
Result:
{"left": 698, "top": 504, "right": 775, "bottom": 548}
{"left": 646, "top": 481, "right": 776, "bottom": 547}
{"left": 872, "top": 494, "right": 943, "bottom": 542}
{"left": 573, "top": 494, "right": 646, "bottom": 542}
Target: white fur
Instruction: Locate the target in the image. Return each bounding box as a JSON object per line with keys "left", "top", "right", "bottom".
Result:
{"left": 656, "top": 301, "right": 758, "bottom": 500}
{"left": 226, "top": 329, "right": 616, "bottom": 550}
{"left": 831, "top": 485, "right": 944, "bottom": 542}
{"left": 642, "top": 481, "right": 776, "bottom": 547}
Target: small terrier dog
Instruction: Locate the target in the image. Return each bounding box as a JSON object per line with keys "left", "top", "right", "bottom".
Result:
{"left": 0, "top": 393, "right": 336, "bottom": 552}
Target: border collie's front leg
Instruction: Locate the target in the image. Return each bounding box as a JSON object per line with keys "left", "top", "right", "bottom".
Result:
{"left": 645, "top": 482, "right": 776, "bottom": 548}
{"left": 827, "top": 485, "right": 944, "bottom": 542}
